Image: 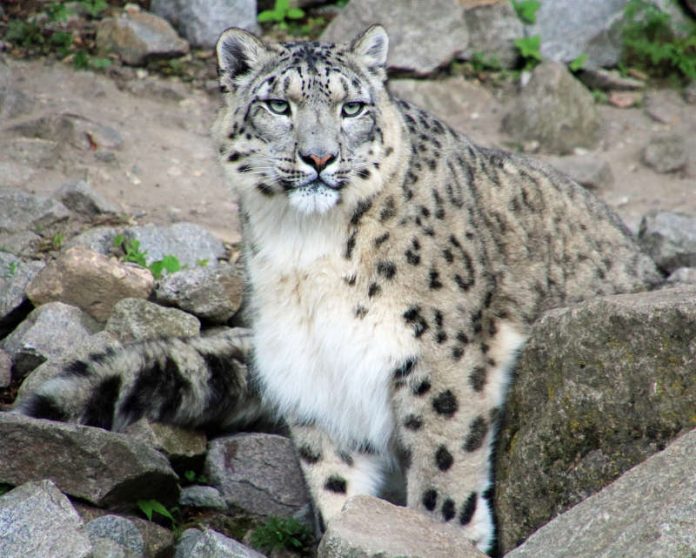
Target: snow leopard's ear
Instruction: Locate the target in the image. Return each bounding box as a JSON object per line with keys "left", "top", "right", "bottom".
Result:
{"left": 350, "top": 25, "right": 389, "bottom": 73}
{"left": 216, "top": 28, "right": 272, "bottom": 90}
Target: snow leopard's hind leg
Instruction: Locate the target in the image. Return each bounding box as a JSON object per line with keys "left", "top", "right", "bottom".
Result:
{"left": 14, "top": 328, "right": 267, "bottom": 433}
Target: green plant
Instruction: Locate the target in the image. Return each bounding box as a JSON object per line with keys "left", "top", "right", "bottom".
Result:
{"left": 182, "top": 470, "right": 208, "bottom": 485}
{"left": 250, "top": 517, "right": 314, "bottom": 554}
{"left": 51, "top": 232, "right": 65, "bottom": 250}
{"left": 511, "top": 0, "right": 541, "bottom": 24}
{"left": 137, "top": 499, "right": 177, "bottom": 525}
{"left": 149, "top": 254, "right": 181, "bottom": 279}
{"left": 591, "top": 88, "right": 609, "bottom": 104}
{"left": 514, "top": 35, "right": 542, "bottom": 70}
{"left": 4, "top": 20, "right": 45, "bottom": 49}
{"left": 621, "top": 0, "right": 696, "bottom": 81}
{"left": 47, "top": 2, "right": 71, "bottom": 22}
{"left": 258, "top": 0, "right": 305, "bottom": 28}
{"left": 471, "top": 51, "right": 503, "bottom": 72}
{"left": 4, "top": 261, "right": 19, "bottom": 278}
{"left": 569, "top": 53, "right": 588, "bottom": 73}
{"left": 113, "top": 234, "right": 182, "bottom": 279}
{"left": 78, "top": 0, "right": 109, "bottom": 19}
{"left": 73, "top": 50, "right": 112, "bottom": 70}
{"left": 196, "top": 259, "right": 209, "bottom": 268}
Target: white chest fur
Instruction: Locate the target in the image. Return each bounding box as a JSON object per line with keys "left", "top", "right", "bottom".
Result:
{"left": 246, "top": 209, "right": 417, "bottom": 453}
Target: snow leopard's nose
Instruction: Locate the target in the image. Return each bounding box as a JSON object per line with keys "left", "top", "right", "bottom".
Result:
{"left": 300, "top": 151, "right": 336, "bottom": 172}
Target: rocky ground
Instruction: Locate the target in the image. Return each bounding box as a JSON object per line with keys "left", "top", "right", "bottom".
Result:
{"left": 1, "top": 0, "right": 695, "bottom": 557}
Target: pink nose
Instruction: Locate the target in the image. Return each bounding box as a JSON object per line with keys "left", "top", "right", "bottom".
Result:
{"left": 309, "top": 154, "right": 333, "bottom": 168}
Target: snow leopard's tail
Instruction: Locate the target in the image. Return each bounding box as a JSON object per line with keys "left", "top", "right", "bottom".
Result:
{"left": 13, "top": 328, "right": 267, "bottom": 432}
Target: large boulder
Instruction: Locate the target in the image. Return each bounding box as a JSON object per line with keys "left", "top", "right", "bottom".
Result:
{"left": 321, "top": 0, "right": 469, "bottom": 75}
{"left": 505, "top": 428, "right": 696, "bottom": 557}
{"left": 459, "top": 0, "right": 523, "bottom": 69}
{"left": 501, "top": 61, "right": 602, "bottom": 154}
{"left": 0, "top": 413, "right": 179, "bottom": 509}
{"left": 0, "top": 480, "right": 91, "bottom": 558}
{"left": 495, "top": 286, "right": 696, "bottom": 552}
{"left": 318, "top": 495, "right": 486, "bottom": 558}
{"left": 638, "top": 210, "right": 696, "bottom": 273}
{"left": 151, "top": 0, "right": 259, "bottom": 49}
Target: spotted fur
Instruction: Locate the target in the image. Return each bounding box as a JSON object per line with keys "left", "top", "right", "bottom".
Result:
{"left": 16, "top": 25, "right": 660, "bottom": 554}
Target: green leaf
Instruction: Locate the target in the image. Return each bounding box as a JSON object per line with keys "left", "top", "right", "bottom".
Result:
{"left": 514, "top": 35, "right": 542, "bottom": 60}
{"left": 512, "top": 0, "right": 541, "bottom": 24}
{"left": 257, "top": 10, "right": 279, "bottom": 22}
{"left": 569, "top": 53, "right": 588, "bottom": 72}
{"left": 275, "top": 0, "right": 290, "bottom": 12}
{"left": 287, "top": 7, "right": 305, "bottom": 20}
{"left": 137, "top": 499, "right": 175, "bottom": 523}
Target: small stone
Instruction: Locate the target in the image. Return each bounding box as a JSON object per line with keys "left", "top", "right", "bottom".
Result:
{"left": 155, "top": 263, "right": 245, "bottom": 323}
{"left": 0, "top": 480, "right": 91, "bottom": 558}
{"left": 459, "top": 1, "right": 523, "bottom": 69}
{"left": 124, "top": 222, "right": 226, "bottom": 268}
{"left": 578, "top": 67, "right": 645, "bottom": 92}
{"left": 205, "top": 433, "right": 311, "bottom": 519}
{"left": 175, "top": 528, "right": 267, "bottom": 558}
{"left": 642, "top": 134, "right": 688, "bottom": 174}
{"left": 0, "top": 252, "right": 44, "bottom": 335}
{"left": 1, "top": 302, "right": 100, "bottom": 379}
{"left": 26, "top": 246, "right": 154, "bottom": 322}
{"left": 318, "top": 495, "right": 486, "bottom": 558}
{"left": 96, "top": 10, "right": 190, "bottom": 66}
{"left": 544, "top": 155, "right": 614, "bottom": 190}
{"left": 644, "top": 89, "right": 686, "bottom": 125}
{"left": 684, "top": 81, "right": 696, "bottom": 104}
{"left": 179, "top": 486, "right": 227, "bottom": 511}
{"left": 85, "top": 515, "right": 145, "bottom": 557}
{"left": 55, "top": 179, "right": 122, "bottom": 218}
{"left": 124, "top": 419, "right": 207, "bottom": 461}
{"left": 666, "top": 267, "right": 696, "bottom": 285}
{"left": 0, "top": 349, "right": 11, "bottom": 389}
{"left": 105, "top": 297, "right": 200, "bottom": 343}
{"left": 64, "top": 226, "right": 120, "bottom": 255}
{"left": 638, "top": 210, "right": 696, "bottom": 272}
{"left": 0, "top": 187, "right": 70, "bottom": 236}
{"left": 607, "top": 90, "right": 643, "bottom": 108}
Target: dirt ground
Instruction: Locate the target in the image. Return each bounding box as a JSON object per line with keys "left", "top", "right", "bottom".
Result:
{"left": 3, "top": 56, "right": 695, "bottom": 243}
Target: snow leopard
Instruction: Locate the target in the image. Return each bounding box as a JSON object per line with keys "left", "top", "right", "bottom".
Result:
{"left": 15, "top": 25, "right": 660, "bottom": 553}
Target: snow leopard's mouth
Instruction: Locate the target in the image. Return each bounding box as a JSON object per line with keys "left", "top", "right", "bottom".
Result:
{"left": 294, "top": 177, "right": 345, "bottom": 192}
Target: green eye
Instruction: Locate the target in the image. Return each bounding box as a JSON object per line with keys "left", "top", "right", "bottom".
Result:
{"left": 342, "top": 102, "right": 365, "bottom": 117}
{"left": 266, "top": 100, "right": 290, "bottom": 115}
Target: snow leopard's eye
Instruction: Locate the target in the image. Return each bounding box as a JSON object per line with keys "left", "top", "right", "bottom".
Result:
{"left": 341, "top": 101, "right": 365, "bottom": 118}
{"left": 266, "top": 99, "right": 290, "bottom": 115}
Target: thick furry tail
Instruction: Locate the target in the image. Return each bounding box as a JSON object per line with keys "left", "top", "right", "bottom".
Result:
{"left": 13, "top": 328, "right": 266, "bottom": 432}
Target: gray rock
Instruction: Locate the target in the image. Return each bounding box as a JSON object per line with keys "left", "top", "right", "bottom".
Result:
{"left": 502, "top": 62, "right": 602, "bottom": 154}
{"left": 175, "top": 528, "right": 266, "bottom": 558}
{"left": 0, "top": 161, "right": 36, "bottom": 189}
{"left": 65, "top": 226, "right": 121, "bottom": 255}
{"left": 642, "top": 133, "right": 688, "bottom": 174}
{"left": 1, "top": 302, "right": 100, "bottom": 379}
{"left": 506, "top": 428, "right": 696, "bottom": 557}
{"left": 155, "top": 262, "right": 244, "bottom": 323}
{"left": 89, "top": 538, "right": 129, "bottom": 558}
{"left": 529, "top": 0, "right": 626, "bottom": 67}
{"left": 0, "top": 187, "right": 70, "bottom": 235}
{"left": 16, "top": 330, "right": 120, "bottom": 398}
{"left": 0, "top": 480, "right": 91, "bottom": 558}
{"left": 543, "top": 154, "right": 614, "bottom": 191}
{"left": 9, "top": 113, "right": 123, "bottom": 151}
{"left": 0, "top": 252, "right": 44, "bottom": 333}
{"left": 389, "top": 76, "right": 499, "bottom": 134}
{"left": 0, "top": 413, "right": 179, "bottom": 508}
{"left": 459, "top": 0, "right": 523, "bottom": 68}
{"left": 666, "top": 267, "right": 696, "bottom": 285}
{"left": 55, "top": 179, "right": 122, "bottom": 218}
{"left": 124, "top": 418, "right": 207, "bottom": 461}
{"left": 0, "top": 231, "right": 41, "bottom": 258}
{"left": 85, "top": 515, "right": 145, "bottom": 557}
{"left": 124, "top": 222, "right": 226, "bottom": 268}
{"left": 0, "top": 60, "right": 33, "bottom": 120}
{"left": 495, "top": 287, "right": 696, "bottom": 553}
{"left": 577, "top": 67, "right": 646, "bottom": 91}
{"left": 96, "top": 8, "right": 190, "bottom": 66}
{"left": 151, "top": 0, "right": 259, "bottom": 49}
{"left": 645, "top": 89, "right": 688, "bottom": 125}
{"left": 0, "top": 137, "right": 62, "bottom": 168}
{"left": 321, "top": 0, "right": 469, "bottom": 75}
{"left": 638, "top": 210, "right": 696, "bottom": 272}
{"left": 179, "top": 485, "right": 228, "bottom": 511}
{"left": 318, "top": 495, "right": 486, "bottom": 558}
{"left": 26, "top": 246, "right": 154, "bottom": 322}
{"left": 205, "top": 433, "right": 311, "bottom": 518}
{"left": 685, "top": 81, "right": 696, "bottom": 104}
{"left": 0, "top": 348, "right": 10, "bottom": 388}
{"left": 105, "top": 297, "right": 200, "bottom": 343}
